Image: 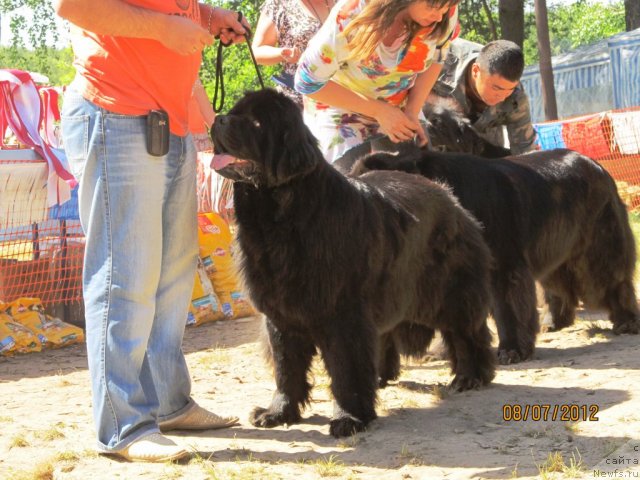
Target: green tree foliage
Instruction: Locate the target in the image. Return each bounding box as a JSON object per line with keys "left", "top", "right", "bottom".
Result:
{"left": 200, "top": 0, "right": 280, "bottom": 113}
{"left": 523, "top": 0, "right": 626, "bottom": 64}
{"left": 0, "top": 0, "right": 75, "bottom": 83}
{"left": 458, "top": 0, "right": 501, "bottom": 45}
{"left": 0, "top": 46, "right": 75, "bottom": 85}
{"left": 458, "top": 0, "right": 625, "bottom": 66}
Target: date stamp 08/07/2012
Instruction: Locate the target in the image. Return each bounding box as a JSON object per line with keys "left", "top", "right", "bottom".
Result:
{"left": 502, "top": 403, "right": 600, "bottom": 422}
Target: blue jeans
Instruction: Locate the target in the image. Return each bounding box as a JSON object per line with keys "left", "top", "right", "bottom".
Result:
{"left": 61, "top": 89, "right": 198, "bottom": 452}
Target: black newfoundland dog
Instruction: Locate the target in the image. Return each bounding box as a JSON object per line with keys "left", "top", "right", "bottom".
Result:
{"left": 349, "top": 144, "right": 640, "bottom": 365}
{"left": 422, "top": 104, "right": 511, "bottom": 157}
{"left": 210, "top": 89, "right": 495, "bottom": 437}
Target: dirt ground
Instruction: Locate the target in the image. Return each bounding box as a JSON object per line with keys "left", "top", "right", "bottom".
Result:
{"left": 1, "top": 307, "right": 640, "bottom": 480}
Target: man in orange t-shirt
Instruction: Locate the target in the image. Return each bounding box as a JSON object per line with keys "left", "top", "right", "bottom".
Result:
{"left": 54, "top": 0, "right": 249, "bottom": 463}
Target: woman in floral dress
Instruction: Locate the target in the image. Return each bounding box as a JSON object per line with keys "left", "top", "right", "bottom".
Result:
{"left": 295, "top": 0, "right": 460, "bottom": 162}
{"left": 253, "top": 0, "right": 335, "bottom": 107}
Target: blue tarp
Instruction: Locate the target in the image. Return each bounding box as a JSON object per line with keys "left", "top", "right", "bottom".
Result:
{"left": 534, "top": 122, "right": 566, "bottom": 150}
{"left": 48, "top": 185, "right": 79, "bottom": 221}
{"left": 521, "top": 28, "right": 640, "bottom": 123}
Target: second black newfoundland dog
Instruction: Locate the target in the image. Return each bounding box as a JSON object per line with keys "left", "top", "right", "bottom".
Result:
{"left": 210, "top": 89, "right": 495, "bottom": 437}
{"left": 350, "top": 145, "right": 640, "bottom": 365}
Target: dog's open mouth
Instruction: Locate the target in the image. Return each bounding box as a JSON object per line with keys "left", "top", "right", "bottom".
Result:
{"left": 210, "top": 152, "right": 256, "bottom": 183}
{"left": 211, "top": 153, "right": 248, "bottom": 171}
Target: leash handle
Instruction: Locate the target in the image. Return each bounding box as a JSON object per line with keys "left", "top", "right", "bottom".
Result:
{"left": 212, "top": 40, "right": 225, "bottom": 113}
{"left": 212, "top": 11, "right": 265, "bottom": 113}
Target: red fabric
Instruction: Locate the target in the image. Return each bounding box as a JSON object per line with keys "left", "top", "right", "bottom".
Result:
{"left": 0, "top": 69, "right": 75, "bottom": 205}
{"left": 0, "top": 91, "right": 7, "bottom": 148}
{"left": 561, "top": 113, "right": 611, "bottom": 159}
{"left": 40, "top": 86, "right": 63, "bottom": 148}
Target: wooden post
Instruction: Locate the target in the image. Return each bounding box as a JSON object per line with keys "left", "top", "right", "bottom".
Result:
{"left": 534, "top": 0, "right": 558, "bottom": 121}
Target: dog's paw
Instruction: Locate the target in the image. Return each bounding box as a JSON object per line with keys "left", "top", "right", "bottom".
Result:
{"left": 497, "top": 348, "right": 522, "bottom": 365}
{"left": 378, "top": 372, "right": 400, "bottom": 388}
{"left": 329, "top": 415, "right": 367, "bottom": 438}
{"left": 249, "top": 406, "right": 300, "bottom": 428}
{"left": 612, "top": 319, "right": 640, "bottom": 335}
{"left": 448, "top": 374, "right": 485, "bottom": 392}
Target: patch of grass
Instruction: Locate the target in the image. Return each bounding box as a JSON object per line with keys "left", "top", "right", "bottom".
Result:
{"left": 9, "top": 433, "right": 30, "bottom": 448}
{"left": 536, "top": 450, "right": 584, "bottom": 479}
{"left": 9, "top": 459, "right": 55, "bottom": 480}
{"left": 189, "top": 451, "right": 216, "bottom": 474}
{"left": 511, "top": 464, "right": 519, "bottom": 478}
{"left": 537, "top": 451, "right": 565, "bottom": 478}
{"left": 397, "top": 443, "right": 424, "bottom": 465}
{"left": 194, "top": 345, "right": 232, "bottom": 367}
{"left": 52, "top": 449, "right": 90, "bottom": 475}
{"left": 585, "top": 321, "right": 612, "bottom": 338}
{"left": 311, "top": 454, "right": 346, "bottom": 477}
{"left": 54, "top": 450, "right": 80, "bottom": 462}
{"left": 227, "top": 433, "right": 246, "bottom": 451}
{"left": 399, "top": 443, "right": 413, "bottom": 458}
{"left": 337, "top": 434, "right": 361, "bottom": 449}
{"left": 200, "top": 453, "right": 274, "bottom": 480}
{"left": 233, "top": 452, "right": 260, "bottom": 463}
{"left": 79, "top": 448, "right": 99, "bottom": 459}
{"left": 562, "top": 450, "right": 585, "bottom": 478}
{"left": 33, "top": 426, "right": 65, "bottom": 442}
{"left": 0, "top": 415, "right": 13, "bottom": 423}
{"left": 431, "top": 383, "right": 449, "bottom": 400}
{"left": 400, "top": 397, "right": 421, "bottom": 409}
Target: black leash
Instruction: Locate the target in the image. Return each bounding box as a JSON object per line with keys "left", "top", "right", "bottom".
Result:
{"left": 212, "top": 11, "right": 265, "bottom": 113}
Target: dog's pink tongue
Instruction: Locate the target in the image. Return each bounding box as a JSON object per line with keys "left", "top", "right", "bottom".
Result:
{"left": 211, "top": 153, "right": 236, "bottom": 171}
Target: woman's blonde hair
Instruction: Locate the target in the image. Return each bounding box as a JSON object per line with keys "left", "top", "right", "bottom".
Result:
{"left": 342, "top": 0, "right": 459, "bottom": 61}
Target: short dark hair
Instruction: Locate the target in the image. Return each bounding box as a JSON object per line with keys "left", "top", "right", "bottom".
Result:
{"left": 476, "top": 40, "right": 524, "bottom": 82}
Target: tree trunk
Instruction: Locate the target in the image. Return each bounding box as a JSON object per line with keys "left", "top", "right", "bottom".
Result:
{"left": 499, "top": 0, "right": 525, "bottom": 48}
{"left": 625, "top": 0, "right": 640, "bottom": 31}
{"left": 480, "top": 0, "right": 499, "bottom": 41}
{"left": 535, "top": 0, "right": 558, "bottom": 121}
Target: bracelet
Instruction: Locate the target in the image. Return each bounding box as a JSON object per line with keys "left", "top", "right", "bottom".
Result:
{"left": 207, "top": 6, "right": 216, "bottom": 35}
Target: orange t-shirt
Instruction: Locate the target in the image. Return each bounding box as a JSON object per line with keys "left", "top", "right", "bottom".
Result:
{"left": 188, "top": 95, "right": 209, "bottom": 134}
{"left": 70, "top": 0, "right": 202, "bottom": 136}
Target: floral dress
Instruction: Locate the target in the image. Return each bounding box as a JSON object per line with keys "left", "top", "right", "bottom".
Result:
{"left": 295, "top": 0, "right": 459, "bottom": 162}
{"left": 262, "top": 0, "right": 324, "bottom": 106}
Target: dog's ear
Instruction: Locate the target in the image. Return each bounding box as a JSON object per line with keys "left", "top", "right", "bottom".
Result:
{"left": 267, "top": 121, "right": 321, "bottom": 186}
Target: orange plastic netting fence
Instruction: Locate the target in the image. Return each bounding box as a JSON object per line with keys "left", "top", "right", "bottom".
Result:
{"left": 0, "top": 154, "right": 84, "bottom": 308}
{"left": 534, "top": 106, "right": 640, "bottom": 208}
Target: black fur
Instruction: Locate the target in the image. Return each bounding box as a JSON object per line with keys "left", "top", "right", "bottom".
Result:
{"left": 210, "top": 89, "right": 495, "bottom": 437}
{"left": 424, "top": 105, "right": 511, "bottom": 158}
{"left": 352, "top": 145, "right": 640, "bottom": 365}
